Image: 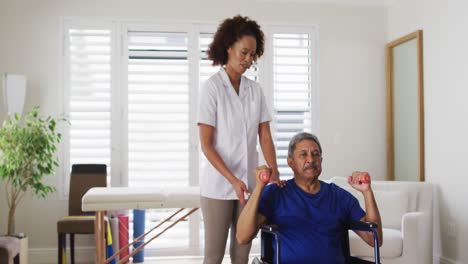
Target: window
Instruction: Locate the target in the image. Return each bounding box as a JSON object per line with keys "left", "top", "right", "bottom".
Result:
{"left": 127, "top": 30, "right": 190, "bottom": 188}
{"left": 63, "top": 19, "right": 317, "bottom": 256}
{"left": 124, "top": 26, "right": 199, "bottom": 254}
{"left": 268, "top": 28, "right": 318, "bottom": 180}
{"left": 63, "top": 22, "right": 114, "bottom": 194}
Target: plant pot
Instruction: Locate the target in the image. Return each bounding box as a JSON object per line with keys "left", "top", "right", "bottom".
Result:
{"left": 0, "top": 235, "right": 23, "bottom": 264}
{"left": 18, "top": 236, "right": 28, "bottom": 264}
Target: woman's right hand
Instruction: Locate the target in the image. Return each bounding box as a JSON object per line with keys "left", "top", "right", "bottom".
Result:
{"left": 232, "top": 178, "right": 249, "bottom": 206}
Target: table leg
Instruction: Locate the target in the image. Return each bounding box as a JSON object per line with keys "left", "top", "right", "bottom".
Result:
{"left": 95, "top": 211, "right": 105, "bottom": 264}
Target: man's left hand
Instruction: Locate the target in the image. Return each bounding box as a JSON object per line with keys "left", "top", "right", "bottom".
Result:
{"left": 348, "top": 171, "right": 371, "bottom": 192}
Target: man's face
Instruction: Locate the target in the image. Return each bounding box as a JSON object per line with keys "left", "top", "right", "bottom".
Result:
{"left": 287, "top": 139, "right": 322, "bottom": 181}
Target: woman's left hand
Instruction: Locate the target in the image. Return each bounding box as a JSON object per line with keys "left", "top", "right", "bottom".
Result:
{"left": 269, "top": 169, "right": 286, "bottom": 187}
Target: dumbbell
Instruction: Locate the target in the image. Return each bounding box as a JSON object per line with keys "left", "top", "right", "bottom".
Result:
{"left": 359, "top": 172, "right": 370, "bottom": 184}
{"left": 360, "top": 173, "right": 371, "bottom": 184}
{"left": 256, "top": 166, "right": 271, "bottom": 183}
{"left": 348, "top": 172, "right": 370, "bottom": 184}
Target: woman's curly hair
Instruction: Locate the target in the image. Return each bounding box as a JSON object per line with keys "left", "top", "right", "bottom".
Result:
{"left": 207, "top": 15, "right": 265, "bottom": 66}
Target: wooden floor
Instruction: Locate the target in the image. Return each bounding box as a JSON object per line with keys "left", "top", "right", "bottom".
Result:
{"left": 131, "top": 256, "right": 259, "bottom": 263}
{"left": 41, "top": 255, "right": 260, "bottom": 264}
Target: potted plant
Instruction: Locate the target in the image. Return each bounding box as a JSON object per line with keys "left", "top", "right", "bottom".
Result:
{"left": 0, "top": 106, "right": 64, "bottom": 236}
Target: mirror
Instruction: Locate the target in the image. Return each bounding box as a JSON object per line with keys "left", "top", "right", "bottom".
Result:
{"left": 386, "top": 30, "right": 424, "bottom": 181}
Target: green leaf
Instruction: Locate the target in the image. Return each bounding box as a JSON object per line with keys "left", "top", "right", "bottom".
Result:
{"left": 0, "top": 106, "right": 68, "bottom": 219}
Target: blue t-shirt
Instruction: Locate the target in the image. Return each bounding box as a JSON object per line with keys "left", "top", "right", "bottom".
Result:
{"left": 258, "top": 179, "right": 365, "bottom": 264}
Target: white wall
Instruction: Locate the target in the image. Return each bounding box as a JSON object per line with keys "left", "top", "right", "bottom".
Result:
{"left": 0, "top": 74, "right": 6, "bottom": 123}
{"left": 0, "top": 0, "right": 387, "bottom": 262}
{"left": 388, "top": 0, "right": 468, "bottom": 263}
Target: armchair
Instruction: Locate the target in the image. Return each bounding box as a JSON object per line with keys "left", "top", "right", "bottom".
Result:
{"left": 330, "top": 177, "right": 433, "bottom": 264}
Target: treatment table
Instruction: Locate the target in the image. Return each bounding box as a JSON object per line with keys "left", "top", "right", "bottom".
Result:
{"left": 82, "top": 186, "right": 200, "bottom": 264}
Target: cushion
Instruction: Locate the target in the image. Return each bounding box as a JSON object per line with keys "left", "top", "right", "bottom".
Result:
{"left": 373, "top": 190, "right": 408, "bottom": 230}
{"left": 57, "top": 216, "right": 108, "bottom": 234}
{"left": 82, "top": 186, "right": 201, "bottom": 211}
{"left": 349, "top": 228, "right": 402, "bottom": 258}
{"left": 330, "top": 177, "right": 408, "bottom": 229}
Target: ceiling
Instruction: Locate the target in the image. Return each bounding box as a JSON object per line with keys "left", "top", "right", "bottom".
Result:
{"left": 254, "top": 0, "right": 397, "bottom": 7}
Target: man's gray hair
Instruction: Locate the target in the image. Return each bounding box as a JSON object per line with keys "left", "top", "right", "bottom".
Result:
{"left": 287, "top": 132, "right": 322, "bottom": 158}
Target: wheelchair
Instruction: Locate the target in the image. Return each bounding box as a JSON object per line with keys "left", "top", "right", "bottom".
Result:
{"left": 253, "top": 220, "right": 381, "bottom": 264}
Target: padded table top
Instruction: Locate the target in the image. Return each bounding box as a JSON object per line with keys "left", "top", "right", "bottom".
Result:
{"left": 82, "top": 186, "right": 200, "bottom": 211}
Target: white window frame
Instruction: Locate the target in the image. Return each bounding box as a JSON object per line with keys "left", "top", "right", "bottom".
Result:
{"left": 61, "top": 18, "right": 318, "bottom": 256}
{"left": 60, "top": 18, "right": 120, "bottom": 196}
{"left": 257, "top": 25, "right": 319, "bottom": 172}
{"left": 264, "top": 25, "right": 320, "bottom": 136}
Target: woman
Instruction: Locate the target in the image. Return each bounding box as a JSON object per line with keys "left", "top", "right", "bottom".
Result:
{"left": 197, "top": 15, "right": 280, "bottom": 264}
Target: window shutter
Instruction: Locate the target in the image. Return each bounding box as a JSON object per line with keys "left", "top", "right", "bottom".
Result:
{"left": 199, "top": 32, "right": 218, "bottom": 86}
{"left": 126, "top": 30, "right": 191, "bottom": 251}
{"left": 67, "top": 28, "right": 112, "bottom": 175}
{"left": 272, "top": 33, "right": 313, "bottom": 179}
{"left": 127, "top": 31, "right": 190, "bottom": 188}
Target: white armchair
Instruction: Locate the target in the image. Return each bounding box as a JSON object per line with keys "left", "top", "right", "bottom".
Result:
{"left": 330, "top": 177, "right": 433, "bottom": 264}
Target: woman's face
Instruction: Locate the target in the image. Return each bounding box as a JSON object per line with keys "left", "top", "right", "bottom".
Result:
{"left": 226, "top": 35, "right": 257, "bottom": 76}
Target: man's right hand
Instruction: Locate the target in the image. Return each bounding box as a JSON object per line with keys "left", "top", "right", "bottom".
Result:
{"left": 255, "top": 165, "right": 271, "bottom": 188}
{"left": 236, "top": 168, "right": 269, "bottom": 245}
{"left": 256, "top": 165, "right": 286, "bottom": 188}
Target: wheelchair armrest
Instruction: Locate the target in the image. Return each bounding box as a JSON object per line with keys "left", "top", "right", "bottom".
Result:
{"left": 347, "top": 220, "right": 381, "bottom": 263}
{"left": 259, "top": 224, "right": 280, "bottom": 264}
{"left": 260, "top": 224, "right": 279, "bottom": 233}
{"left": 347, "top": 220, "right": 378, "bottom": 232}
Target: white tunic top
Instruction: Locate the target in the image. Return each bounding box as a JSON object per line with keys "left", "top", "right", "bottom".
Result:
{"left": 197, "top": 68, "right": 271, "bottom": 200}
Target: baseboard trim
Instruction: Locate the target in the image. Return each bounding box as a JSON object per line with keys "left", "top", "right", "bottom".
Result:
{"left": 31, "top": 248, "right": 460, "bottom": 264}
{"left": 438, "top": 255, "right": 461, "bottom": 264}
{"left": 30, "top": 247, "right": 95, "bottom": 264}
{"left": 29, "top": 246, "right": 208, "bottom": 263}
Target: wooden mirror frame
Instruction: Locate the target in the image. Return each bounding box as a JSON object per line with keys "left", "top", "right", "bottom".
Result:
{"left": 386, "top": 30, "right": 424, "bottom": 181}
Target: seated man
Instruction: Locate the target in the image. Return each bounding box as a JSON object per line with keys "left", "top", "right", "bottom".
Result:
{"left": 236, "top": 132, "right": 383, "bottom": 264}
